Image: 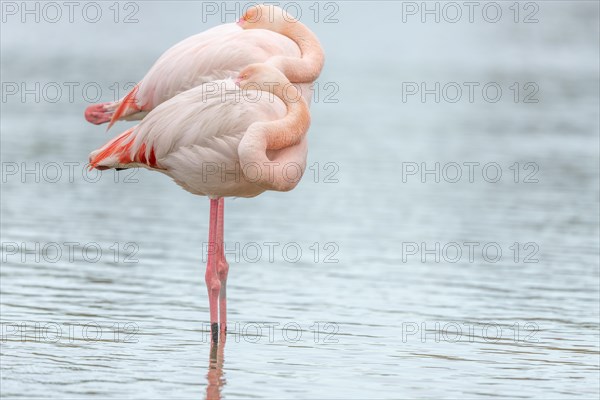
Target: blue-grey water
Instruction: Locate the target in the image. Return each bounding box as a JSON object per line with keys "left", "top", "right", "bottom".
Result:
{"left": 1, "top": 1, "right": 599, "bottom": 398}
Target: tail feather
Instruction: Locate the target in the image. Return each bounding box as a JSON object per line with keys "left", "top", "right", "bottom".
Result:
{"left": 89, "top": 127, "right": 136, "bottom": 170}
{"left": 106, "top": 85, "right": 143, "bottom": 131}
{"left": 84, "top": 102, "right": 116, "bottom": 125}
{"left": 89, "top": 127, "right": 160, "bottom": 170}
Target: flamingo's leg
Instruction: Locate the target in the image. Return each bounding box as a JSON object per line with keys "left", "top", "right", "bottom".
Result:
{"left": 205, "top": 198, "right": 221, "bottom": 343}
{"left": 216, "top": 198, "right": 230, "bottom": 333}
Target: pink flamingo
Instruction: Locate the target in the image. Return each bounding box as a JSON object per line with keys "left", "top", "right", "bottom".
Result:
{"left": 84, "top": 4, "right": 324, "bottom": 130}
{"left": 89, "top": 64, "right": 312, "bottom": 343}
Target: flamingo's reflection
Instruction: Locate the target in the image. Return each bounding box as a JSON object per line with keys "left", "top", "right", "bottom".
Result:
{"left": 206, "top": 333, "right": 226, "bottom": 400}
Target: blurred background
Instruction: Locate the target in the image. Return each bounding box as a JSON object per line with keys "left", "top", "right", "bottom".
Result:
{"left": 1, "top": 1, "right": 599, "bottom": 398}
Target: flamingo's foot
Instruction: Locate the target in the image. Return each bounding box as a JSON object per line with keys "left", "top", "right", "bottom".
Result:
{"left": 84, "top": 102, "right": 116, "bottom": 125}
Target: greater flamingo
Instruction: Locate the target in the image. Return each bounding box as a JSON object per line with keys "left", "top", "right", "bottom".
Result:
{"left": 84, "top": 4, "right": 324, "bottom": 129}
{"left": 89, "top": 64, "right": 312, "bottom": 343}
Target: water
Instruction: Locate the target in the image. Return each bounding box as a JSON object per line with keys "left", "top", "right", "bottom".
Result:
{"left": 1, "top": 1, "right": 599, "bottom": 398}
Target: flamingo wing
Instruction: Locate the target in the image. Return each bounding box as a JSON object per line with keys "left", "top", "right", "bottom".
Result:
{"left": 90, "top": 79, "right": 288, "bottom": 197}
{"left": 101, "top": 24, "right": 299, "bottom": 128}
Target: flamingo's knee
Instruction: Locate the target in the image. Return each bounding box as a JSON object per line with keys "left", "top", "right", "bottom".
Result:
{"left": 205, "top": 272, "right": 221, "bottom": 297}
{"left": 217, "top": 260, "right": 229, "bottom": 282}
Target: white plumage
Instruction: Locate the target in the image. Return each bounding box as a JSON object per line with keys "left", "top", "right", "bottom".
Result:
{"left": 90, "top": 78, "right": 307, "bottom": 198}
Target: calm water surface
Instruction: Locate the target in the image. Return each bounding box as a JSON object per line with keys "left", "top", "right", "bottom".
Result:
{"left": 1, "top": 1, "right": 599, "bottom": 398}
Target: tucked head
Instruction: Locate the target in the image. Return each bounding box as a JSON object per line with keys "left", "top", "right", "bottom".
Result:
{"left": 237, "top": 4, "right": 296, "bottom": 31}
{"left": 235, "top": 63, "right": 289, "bottom": 91}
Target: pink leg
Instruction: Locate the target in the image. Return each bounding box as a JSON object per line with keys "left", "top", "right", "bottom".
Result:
{"left": 205, "top": 198, "right": 221, "bottom": 343}
{"left": 216, "top": 198, "right": 229, "bottom": 333}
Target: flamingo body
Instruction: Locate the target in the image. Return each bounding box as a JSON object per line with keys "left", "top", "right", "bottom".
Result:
{"left": 86, "top": 4, "right": 325, "bottom": 343}
{"left": 90, "top": 78, "right": 308, "bottom": 198}
{"left": 85, "top": 23, "right": 310, "bottom": 127}
{"left": 132, "top": 25, "right": 301, "bottom": 110}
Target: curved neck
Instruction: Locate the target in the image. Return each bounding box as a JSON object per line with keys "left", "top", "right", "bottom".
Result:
{"left": 261, "top": 83, "right": 311, "bottom": 150}
{"left": 238, "top": 82, "right": 311, "bottom": 191}
{"left": 268, "top": 21, "right": 325, "bottom": 83}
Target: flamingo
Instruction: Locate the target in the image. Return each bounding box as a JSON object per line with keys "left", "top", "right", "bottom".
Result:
{"left": 84, "top": 4, "right": 324, "bottom": 130}
{"left": 88, "top": 64, "right": 312, "bottom": 343}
